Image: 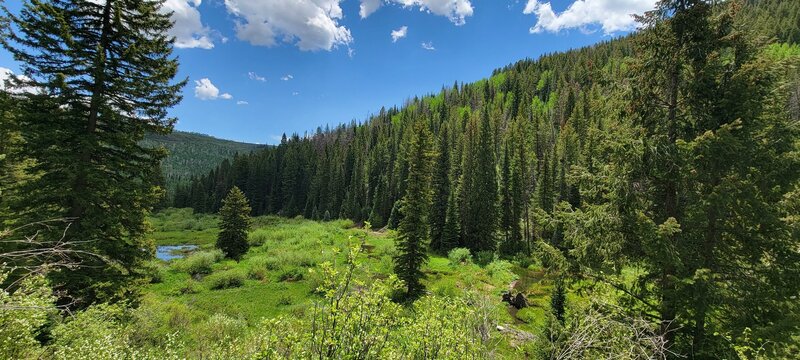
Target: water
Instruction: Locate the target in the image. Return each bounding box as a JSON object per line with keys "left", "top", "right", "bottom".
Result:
{"left": 156, "top": 245, "right": 198, "bottom": 261}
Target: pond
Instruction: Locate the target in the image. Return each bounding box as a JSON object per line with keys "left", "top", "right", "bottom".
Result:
{"left": 156, "top": 245, "right": 198, "bottom": 261}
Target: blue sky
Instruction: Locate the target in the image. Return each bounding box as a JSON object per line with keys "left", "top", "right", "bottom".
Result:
{"left": 0, "top": 0, "right": 657, "bottom": 144}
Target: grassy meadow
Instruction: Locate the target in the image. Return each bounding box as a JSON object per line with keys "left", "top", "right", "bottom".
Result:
{"left": 142, "top": 208, "right": 568, "bottom": 356}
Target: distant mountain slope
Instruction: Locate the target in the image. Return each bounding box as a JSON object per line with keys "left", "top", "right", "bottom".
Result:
{"left": 142, "top": 131, "right": 263, "bottom": 193}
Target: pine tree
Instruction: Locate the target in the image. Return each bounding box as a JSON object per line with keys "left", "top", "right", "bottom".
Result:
{"left": 394, "top": 120, "right": 433, "bottom": 298}
{"left": 217, "top": 186, "right": 251, "bottom": 261}
{"left": 429, "top": 125, "right": 450, "bottom": 253}
{"left": 459, "top": 109, "right": 497, "bottom": 253}
{"left": 2, "top": 0, "right": 184, "bottom": 305}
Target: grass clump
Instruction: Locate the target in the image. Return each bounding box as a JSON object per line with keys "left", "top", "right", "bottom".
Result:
{"left": 205, "top": 269, "right": 246, "bottom": 290}
{"left": 485, "top": 260, "right": 518, "bottom": 285}
{"left": 448, "top": 247, "right": 472, "bottom": 265}
{"left": 174, "top": 250, "right": 223, "bottom": 276}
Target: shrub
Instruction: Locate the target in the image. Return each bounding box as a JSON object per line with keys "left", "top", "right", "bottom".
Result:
{"left": 0, "top": 272, "right": 55, "bottom": 359}
{"left": 485, "top": 260, "right": 518, "bottom": 285}
{"left": 174, "top": 250, "right": 223, "bottom": 276}
{"left": 249, "top": 228, "right": 270, "bottom": 247}
{"left": 432, "top": 279, "right": 460, "bottom": 297}
{"left": 448, "top": 248, "right": 473, "bottom": 265}
{"left": 474, "top": 250, "right": 495, "bottom": 267}
{"left": 196, "top": 313, "right": 247, "bottom": 344}
{"left": 205, "top": 269, "right": 246, "bottom": 290}
{"left": 175, "top": 280, "right": 201, "bottom": 295}
{"left": 278, "top": 267, "right": 304, "bottom": 282}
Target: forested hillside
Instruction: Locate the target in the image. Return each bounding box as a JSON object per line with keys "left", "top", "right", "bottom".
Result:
{"left": 1, "top": 0, "right": 799, "bottom": 358}
{"left": 141, "top": 131, "right": 262, "bottom": 198}
{"left": 175, "top": 0, "right": 800, "bottom": 356}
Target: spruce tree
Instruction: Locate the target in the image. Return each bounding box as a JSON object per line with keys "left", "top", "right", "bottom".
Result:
{"left": 394, "top": 120, "right": 433, "bottom": 298}
{"left": 459, "top": 109, "right": 497, "bottom": 253}
{"left": 2, "top": 0, "right": 184, "bottom": 305}
{"left": 217, "top": 186, "right": 251, "bottom": 261}
{"left": 429, "top": 125, "right": 450, "bottom": 253}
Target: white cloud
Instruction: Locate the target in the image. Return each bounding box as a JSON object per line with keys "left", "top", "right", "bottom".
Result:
{"left": 292, "top": 91, "right": 300, "bottom": 96}
{"left": 360, "top": 0, "right": 382, "bottom": 18}
{"left": 0, "top": 67, "right": 38, "bottom": 94}
{"left": 391, "top": 26, "right": 408, "bottom": 42}
{"left": 421, "top": 41, "right": 435, "bottom": 51}
{"left": 237, "top": 100, "right": 249, "bottom": 105}
{"left": 523, "top": 0, "right": 656, "bottom": 34}
{"left": 224, "top": 0, "right": 352, "bottom": 51}
{"left": 162, "top": 0, "right": 215, "bottom": 49}
{"left": 281, "top": 74, "right": 294, "bottom": 81}
{"left": 248, "top": 72, "right": 266, "bottom": 82}
{"left": 360, "top": 0, "right": 474, "bottom": 25}
{"left": 194, "top": 78, "right": 232, "bottom": 100}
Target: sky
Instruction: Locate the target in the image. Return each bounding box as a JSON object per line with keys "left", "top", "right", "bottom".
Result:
{"left": 0, "top": 0, "right": 657, "bottom": 144}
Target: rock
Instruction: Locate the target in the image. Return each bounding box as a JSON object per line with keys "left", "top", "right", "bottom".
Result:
{"left": 512, "top": 293, "right": 528, "bottom": 309}
{"left": 496, "top": 325, "right": 506, "bottom": 332}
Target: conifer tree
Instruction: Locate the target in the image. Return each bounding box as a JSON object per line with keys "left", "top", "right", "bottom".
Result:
{"left": 459, "top": 109, "right": 497, "bottom": 253}
{"left": 429, "top": 125, "right": 450, "bottom": 253}
{"left": 217, "top": 186, "right": 251, "bottom": 261}
{"left": 2, "top": 0, "right": 184, "bottom": 305}
{"left": 394, "top": 121, "right": 433, "bottom": 298}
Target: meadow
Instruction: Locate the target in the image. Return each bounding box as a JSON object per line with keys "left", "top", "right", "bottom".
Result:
{"left": 142, "top": 208, "right": 566, "bottom": 357}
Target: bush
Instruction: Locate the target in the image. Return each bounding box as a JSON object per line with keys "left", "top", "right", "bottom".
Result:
{"left": 432, "top": 279, "right": 460, "bottom": 297}
{"left": 249, "top": 228, "right": 270, "bottom": 247}
{"left": 175, "top": 280, "right": 201, "bottom": 295}
{"left": 485, "top": 260, "right": 518, "bottom": 285}
{"left": 278, "top": 267, "right": 304, "bottom": 282}
{"left": 205, "top": 269, "right": 246, "bottom": 290}
{"left": 0, "top": 272, "right": 56, "bottom": 359}
{"left": 174, "top": 250, "right": 223, "bottom": 276}
{"left": 448, "top": 248, "right": 473, "bottom": 265}
{"left": 474, "top": 250, "right": 495, "bottom": 267}
{"left": 196, "top": 313, "right": 247, "bottom": 344}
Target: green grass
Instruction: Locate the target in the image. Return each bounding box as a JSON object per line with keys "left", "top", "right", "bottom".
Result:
{"left": 144, "top": 209, "right": 579, "bottom": 356}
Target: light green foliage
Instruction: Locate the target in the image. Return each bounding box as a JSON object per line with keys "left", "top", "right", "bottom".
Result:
{"left": 485, "top": 259, "right": 518, "bottom": 285}
{"left": 173, "top": 250, "right": 223, "bottom": 276}
{"left": 0, "top": 271, "right": 56, "bottom": 359}
{"left": 447, "top": 247, "right": 473, "bottom": 265}
{"left": 148, "top": 208, "right": 219, "bottom": 246}
{"left": 48, "top": 304, "right": 184, "bottom": 360}
{"left": 205, "top": 269, "right": 246, "bottom": 290}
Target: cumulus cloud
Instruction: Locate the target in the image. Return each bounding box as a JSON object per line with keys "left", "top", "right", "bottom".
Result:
{"left": 360, "top": 0, "right": 474, "bottom": 25}
{"left": 237, "top": 100, "right": 249, "bottom": 105}
{"left": 248, "top": 72, "right": 266, "bottom": 82}
{"left": 360, "top": 0, "right": 382, "bottom": 18}
{"left": 162, "top": 0, "right": 215, "bottom": 49}
{"left": 523, "top": 0, "right": 656, "bottom": 34}
{"left": 292, "top": 91, "right": 300, "bottom": 96}
{"left": 224, "top": 0, "right": 352, "bottom": 51}
{"left": 281, "top": 74, "right": 294, "bottom": 81}
{"left": 194, "top": 78, "right": 232, "bottom": 100}
{"left": 391, "top": 26, "right": 408, "bottom": 42}
{"left": 421, "top": 41, "right": 435, "bottom": 51}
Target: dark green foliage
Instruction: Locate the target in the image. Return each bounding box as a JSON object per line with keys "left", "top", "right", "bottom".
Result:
{"left": 459, "top": 109, "right": 498, "bottom": 253}
{"left": 394, "top": 121, "right": 433, "bottom": 298}
{"left": 429, "top": 125, "right": 450, "bottom": 253}
{"left": 550, "top": 278, "right": 566, "bottom": 324}
{"left": 141, "top": 131, "right": 262, "bottom": 200}
{"left": 2, "top": 0, "right": 184, "bottom": 306}
{"left": 217, "top": 187, "right": 251, "bottom": 261}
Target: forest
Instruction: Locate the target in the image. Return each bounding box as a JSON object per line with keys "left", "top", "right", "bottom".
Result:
{"left": 1, "top": 0, "right": 799, "bottom": 359}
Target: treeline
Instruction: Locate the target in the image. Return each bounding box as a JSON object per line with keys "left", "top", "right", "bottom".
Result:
{"left": 175, "top": 37, "right": 634, "bottom": 256}
{"left": 175, "top": 0, "right": 800, "bottom": 357}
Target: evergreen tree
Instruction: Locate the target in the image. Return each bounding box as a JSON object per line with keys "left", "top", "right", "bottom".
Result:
{"left": 2, "top": 0, "right": 184, "bottom": 306}
{"left": 217, "top": 186, "right": 251, "bottom": 261}
{"left": 394, "top": 121, "right": 433, "bottom": 298}
{"left": 429, "top": 125, "right": 450, "bottom": 253}
{"left": 459, "top": 109, "right": 497, "bottom": 253}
